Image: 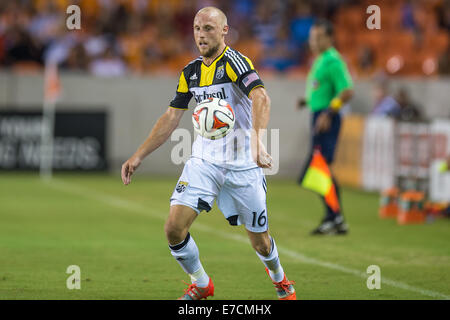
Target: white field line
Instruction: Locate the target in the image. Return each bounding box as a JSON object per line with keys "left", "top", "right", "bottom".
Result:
{"left": 44, "top": 178, "right": 450, "bottom": 300}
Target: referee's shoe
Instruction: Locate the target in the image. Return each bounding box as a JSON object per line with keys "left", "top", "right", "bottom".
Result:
{"left": 311, "top": 215, "right": 349, "bottom": 235}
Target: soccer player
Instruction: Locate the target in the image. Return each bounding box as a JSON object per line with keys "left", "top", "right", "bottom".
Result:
{"left": 297, "top": 19, "right": 354, "bottom": 235}
{"left": 121, "top": 7, "right": 295, "bottom": 300}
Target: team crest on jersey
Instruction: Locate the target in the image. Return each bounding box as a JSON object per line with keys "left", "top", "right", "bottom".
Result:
{"left": 176, "top": 181, "right": 188, "bottom": 193}
{"left": 216, "top": 65, "right": 224, "bottom": 79}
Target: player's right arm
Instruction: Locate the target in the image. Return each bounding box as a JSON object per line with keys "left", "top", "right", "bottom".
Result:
{"left": 121, "top": 107, "right": 185, "bottom": 185}
{"left": 121, "top": 70, "right": 192, "bottom": 185}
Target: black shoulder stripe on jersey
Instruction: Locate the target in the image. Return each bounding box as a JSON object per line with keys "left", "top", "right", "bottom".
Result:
{"left": 230, "top": 49, "right": 252, "bottom": 71}
{"left": 183, "top": 57, "right": 202, "bottom": 75}
{"left": 225, "top": 50, "right": 250, "bottom": 75}
{"left": 182, "top": 57, "right": 202, "bottom": 88}
{"left": 225, "top": 51, "right": 246, "bottom": 75}
{"left": 186, "top": 57, "right": 202, "bottom": 66}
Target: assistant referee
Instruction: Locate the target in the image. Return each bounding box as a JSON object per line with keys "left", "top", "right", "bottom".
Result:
{"left": 298, "top": 19, "right": 354, "bottom": 235}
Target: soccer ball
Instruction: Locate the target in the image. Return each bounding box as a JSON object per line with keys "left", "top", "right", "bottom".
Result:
{"left": 192, "top": 97, "right": 235, "bottom": 140}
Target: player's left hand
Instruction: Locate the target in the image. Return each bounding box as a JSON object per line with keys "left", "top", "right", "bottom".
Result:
{"left": 315, "top": 111, "right": 332, "bottom": 133}
{"left": 252, "top": 139, "right": 272, "bottom": 169}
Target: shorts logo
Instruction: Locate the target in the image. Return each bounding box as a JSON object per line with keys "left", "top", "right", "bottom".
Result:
{"left": 216, "top": 65, "right": 224, "bottom": 79}
{"left": 176, "top": 181, "right": 188, "bottom": 193}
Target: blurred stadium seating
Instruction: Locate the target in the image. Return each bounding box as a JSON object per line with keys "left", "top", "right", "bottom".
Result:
{"left": 1, "top": 0, "right": 449, "bottom": 77}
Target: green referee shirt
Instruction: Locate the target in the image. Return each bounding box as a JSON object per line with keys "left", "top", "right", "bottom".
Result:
{"left": 305, "top": 47, "right": 353, "bottom": 112}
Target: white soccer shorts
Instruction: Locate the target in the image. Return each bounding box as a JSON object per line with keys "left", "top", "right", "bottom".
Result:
{"left": 170, "top": 157, "right": 269, "bottom": 233}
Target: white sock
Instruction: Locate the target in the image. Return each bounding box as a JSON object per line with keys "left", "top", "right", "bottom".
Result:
{"left": 169, "top": 233, "right": 210, "bottom": 287}
{"left": 256, "top": 236, "right": 285, "bottom": 283}
{"left": 190, "top": 265, "right": 209, "bottom": 288}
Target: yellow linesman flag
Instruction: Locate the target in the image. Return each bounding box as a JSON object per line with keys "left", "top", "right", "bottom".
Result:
{"left": 300, "top": 149, "right": 340, "bottom": 213}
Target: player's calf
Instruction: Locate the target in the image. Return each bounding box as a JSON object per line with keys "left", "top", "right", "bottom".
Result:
{"left": 253, "top": 234, "right": 285, "bottom": 283}
{"left": 166, "top": 205, "right": 211, "bottom": 298}
{"left": 250, "top": 236, "right": 272, "bottom": 257}
{"left": 248, "top": 230, "right": 296, "bottom": 299}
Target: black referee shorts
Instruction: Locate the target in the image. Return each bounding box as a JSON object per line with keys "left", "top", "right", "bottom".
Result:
{"left": 311, "top": 109, "right": 341, "bottom": 165}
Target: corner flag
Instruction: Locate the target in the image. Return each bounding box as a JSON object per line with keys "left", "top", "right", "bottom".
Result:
{"left": 40, "top": 62, "right": 61, "bottom": 179}
{"left": 44, "top": 62, "right": 61, "bottom": 104}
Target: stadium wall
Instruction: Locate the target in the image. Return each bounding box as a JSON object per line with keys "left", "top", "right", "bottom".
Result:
{"left": 0, "top": 71, "right": 449, "bottom": 178}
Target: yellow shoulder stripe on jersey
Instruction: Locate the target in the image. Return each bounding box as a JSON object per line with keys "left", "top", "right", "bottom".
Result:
{"left": 177, "top": 71, "right": 189, "bottom": 93}
{"left": 199, "top": 47, "right": 229, "bottom": 87}
{"left": 243, "top": 56, "right": 255, "bottom": 70}
{"left": 225, "top": 62, "right": 237, "bottom": 82}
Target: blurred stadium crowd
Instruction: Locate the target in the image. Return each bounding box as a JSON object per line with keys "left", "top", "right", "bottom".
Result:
{"left": 0, "top": 0, "right": 449, "bottom": 77}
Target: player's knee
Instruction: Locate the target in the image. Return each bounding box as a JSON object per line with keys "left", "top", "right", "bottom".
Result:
{"left": 164, "top": 219, "right": 187, "bottom": 244}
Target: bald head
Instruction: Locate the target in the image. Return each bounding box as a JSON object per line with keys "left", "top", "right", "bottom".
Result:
{"left": 195, "top": 7, "right": 228, "bottom": 29}
{"left": 193, "top": 7, "right": 229, "bottom": 59}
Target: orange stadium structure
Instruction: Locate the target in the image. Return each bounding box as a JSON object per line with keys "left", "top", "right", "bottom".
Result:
{"left": 379, "top": 187, "right": 399, "bottom": 219}
{"left": 397, "top": 190, "right": 426, "bottom": 225}
{"left": 1, "top": 0, "right": 449, "bottom": 77}
{"left": 334, "top": 0, "right": 449, "bottom": 77}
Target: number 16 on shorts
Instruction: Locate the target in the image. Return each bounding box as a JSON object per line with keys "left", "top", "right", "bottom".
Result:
{"left": 251, "top": 210, "right": 267, "bottom": 228}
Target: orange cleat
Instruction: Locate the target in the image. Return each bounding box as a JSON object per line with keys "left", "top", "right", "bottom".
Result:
{"left": 177, "top": 277, "right": 214, "bottom": 300}
{"left": 265, "top": 268, "right": 296, "bottom": 300}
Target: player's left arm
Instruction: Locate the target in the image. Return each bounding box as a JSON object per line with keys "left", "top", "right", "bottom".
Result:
{"left": 226, "top": 51, "right": 272, "bottom": 168}
{"left": 249, "top": 86, "right": 272, "bottom": 169}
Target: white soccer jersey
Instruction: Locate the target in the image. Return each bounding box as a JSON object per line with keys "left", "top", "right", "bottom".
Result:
{"left": 169, "top": 46, "right": 265, "bottom": 170}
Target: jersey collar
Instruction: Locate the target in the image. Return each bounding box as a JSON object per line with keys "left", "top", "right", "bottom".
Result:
{"left": 202, "top": 46, "right": 229, "bottom": 68}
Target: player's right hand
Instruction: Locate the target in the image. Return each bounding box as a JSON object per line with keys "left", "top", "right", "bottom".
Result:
{"left": 121, "top": 156, "right": 142, "bottom": 185}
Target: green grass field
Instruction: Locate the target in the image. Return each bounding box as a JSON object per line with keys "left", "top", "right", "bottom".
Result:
{"left": 0, "top": 173, "right": 449, "bottom": 300}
